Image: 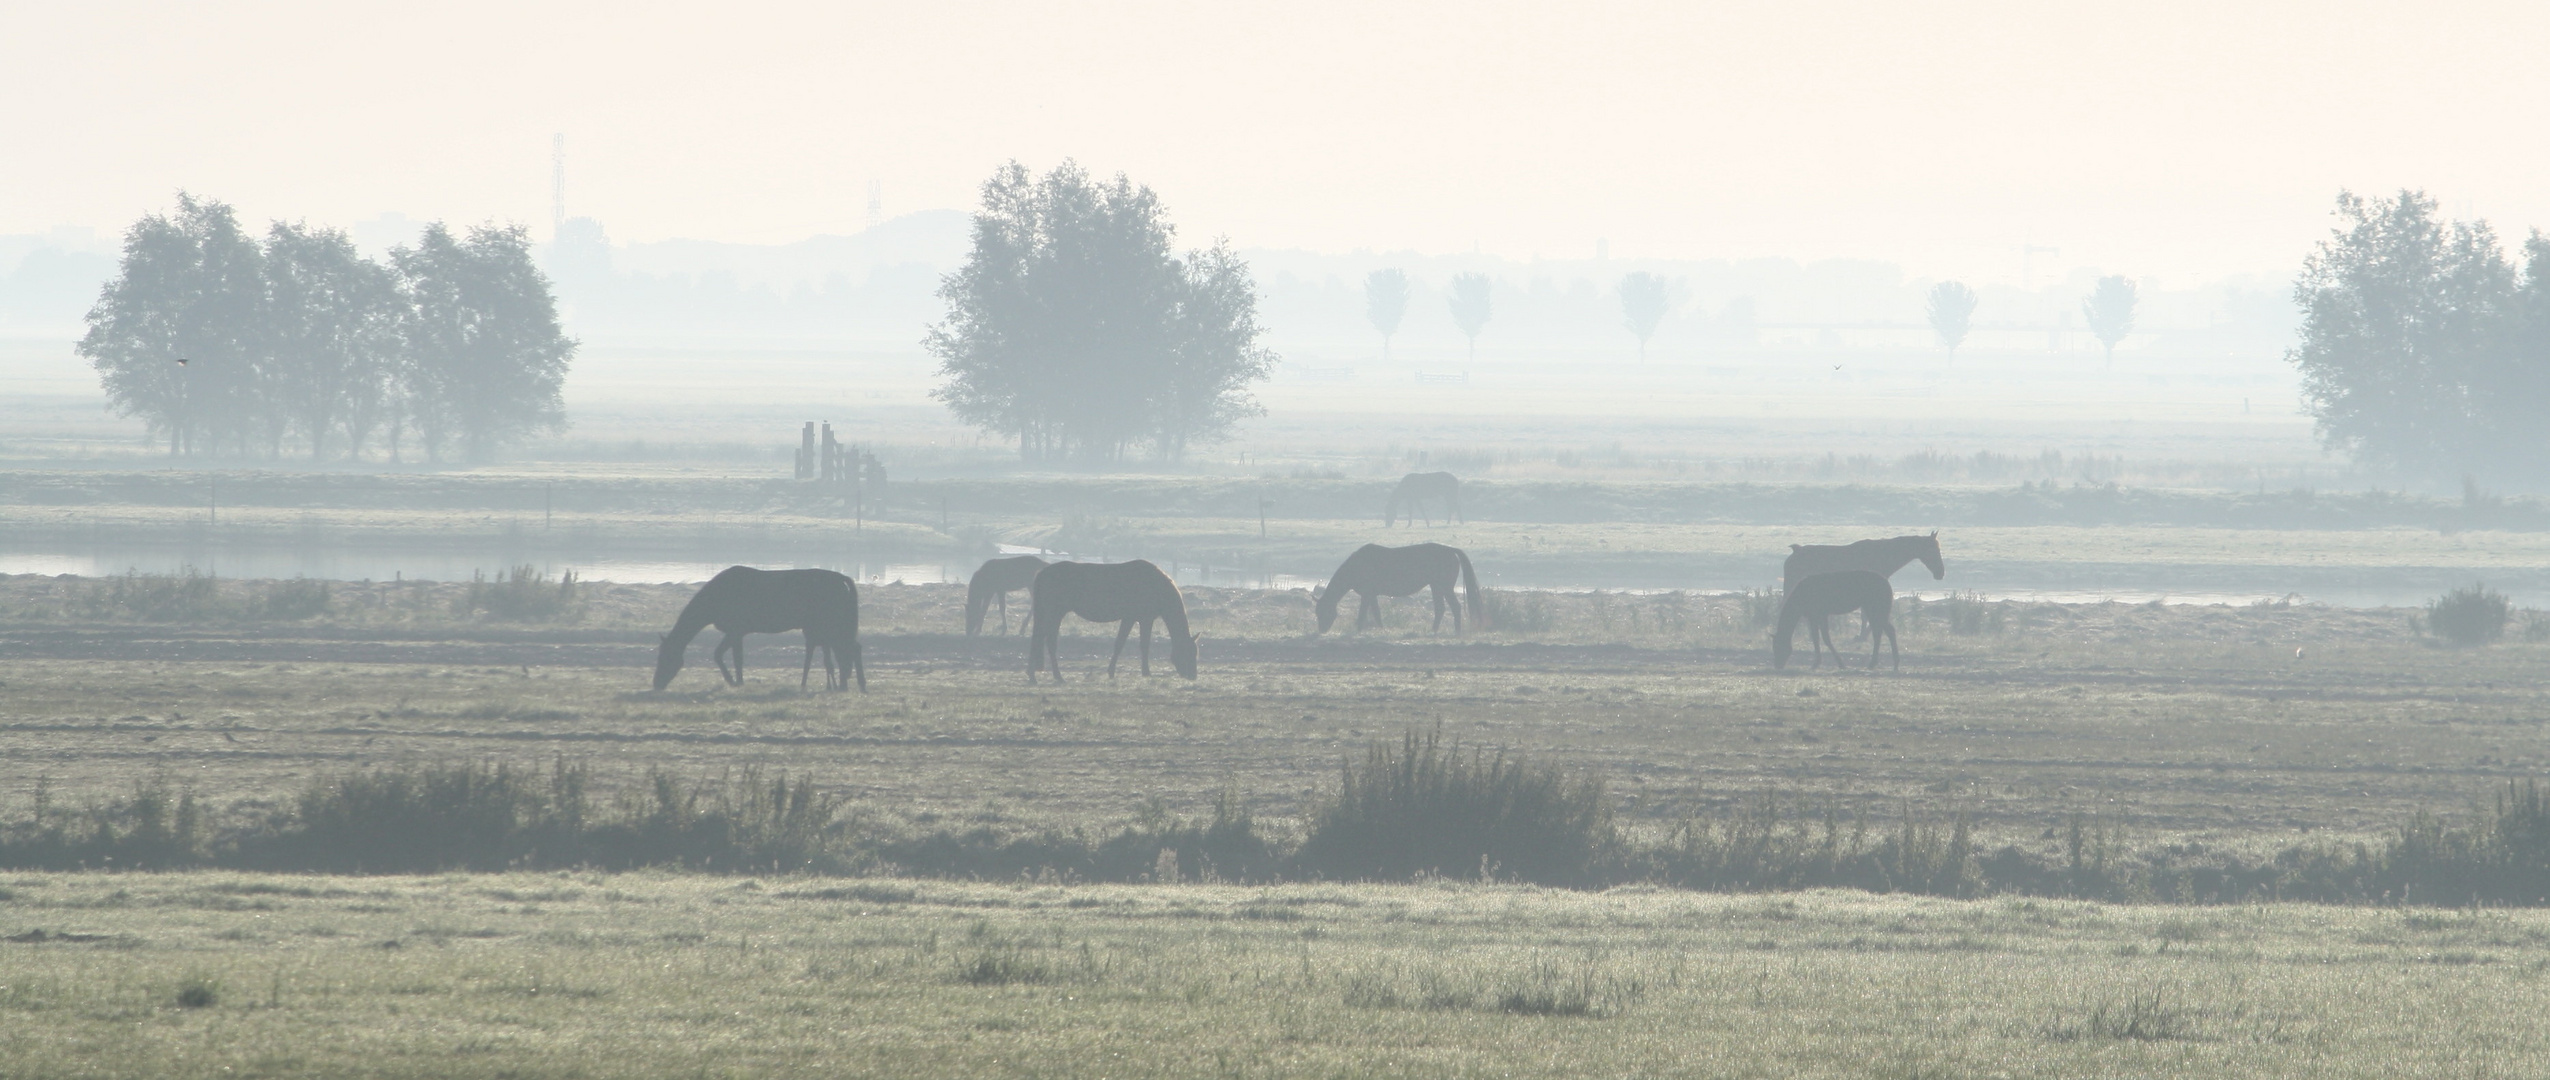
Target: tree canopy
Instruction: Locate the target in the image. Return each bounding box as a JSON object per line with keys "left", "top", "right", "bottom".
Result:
{"left": 1616, "top": 272, "right": 1673, "bottom": 360}
{"left": 927, "top": 161, "right": 1275, "bottom": 462}
{"left": 2290, "top": 189, "right": 2550, "bottom": 480}
{"left": 77, "top": 194, "right": 574, "bottom": 462}
{"left": 1364, "top": 269, "right": 1409, "bottom": 359}
{"left": 1447, "top": 273, "right": 1492, "bottom": 359}
{"left": 1926, "top": 281, "right": 1977, "bottom": 356}
{"left": 2081, "top": 275, "right": 2136, "bottom": 365}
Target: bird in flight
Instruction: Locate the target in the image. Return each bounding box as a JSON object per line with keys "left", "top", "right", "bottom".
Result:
{"left": 177, "top": 358, "right": 190, "bottom": 365}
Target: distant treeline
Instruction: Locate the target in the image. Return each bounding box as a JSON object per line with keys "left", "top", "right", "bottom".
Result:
{"left": 77, "top": 195, "right": 575, "bottom": 463}
{"left": 12, "top": 734, "right": 2550, "bottom": 908}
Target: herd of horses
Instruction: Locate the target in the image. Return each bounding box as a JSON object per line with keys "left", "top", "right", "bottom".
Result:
{"left": 650, "top": 473, "right": 1949, "bottom": 691}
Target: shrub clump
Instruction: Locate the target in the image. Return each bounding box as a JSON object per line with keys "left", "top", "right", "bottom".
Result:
{"left": 454, "top": 565, "right": 581, "bottom": 622}
{"left": 1294, "top": 725, "right": 1615, "bottom": 886}
{"left": 2426, "top": 583, "right": 2510, "bottom": 646}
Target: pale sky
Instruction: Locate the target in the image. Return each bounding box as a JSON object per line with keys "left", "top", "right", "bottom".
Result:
{"left": 6, "top": 0, "right": 2545, "bottom": 285}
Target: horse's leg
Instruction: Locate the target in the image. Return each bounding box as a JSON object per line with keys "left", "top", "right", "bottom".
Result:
{"left": 998, "top": 592, "right": 1011, "bottom": 635}
{"left": 1109, "top": 620, "right": 1135, "bottom": 679}
{"left": 802, "top": 633, "right": 816, "bottom": 689}
{"left": 1431, "top": 585, "right": 1446, "bottom": 632}
{"left": 1360, "top": 593, "right": 1381, "bottom": 631}
{"left": 1139, "top": 619, "right": 1153, "bottom": 675}
{"left": 851, "top": 640, "right": 868, "bottom": 692}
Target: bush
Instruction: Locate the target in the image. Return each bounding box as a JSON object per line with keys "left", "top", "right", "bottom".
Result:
{"left": 257, "top": 577, "right": 332, "bottom": 620}
{"left": 1293, "top": 725, "right": 1616, "bottom": 886}
{"left": 455, "top": 565, "right": 580, "bottom": 622}
{"left": 80, "top": 568, "right": 230, "bottom": 622}
{"left": 2427, "top": 583, "right": 2510, "bottom": 646}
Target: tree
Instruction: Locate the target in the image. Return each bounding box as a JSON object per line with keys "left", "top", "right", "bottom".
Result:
{"left": 1447, "top": 272, "right": 1492, "bottom": 360}
{"left": 2081, "top": 275, "right": 2137, "bottom": 365}
{"left": 928, "top": 161, "right": 1273, "bottom": 462}
{"left": 2290, "top": 190, "right": 2518, "bottom": 477}
{"left": 1927, "top": 281, "right": 1978, "bottom": 356}
{"left": 392, "top": 223, "right": 576, "bottom": 463}
{"left": 1617, "top": 272, "right": 1673, "bottom": 360}
{"left": 261, "top": 221, "right": 399, "bottom": 460}
{"left": 78, "top": 194, "right": 265, "bottom": 456}
{"left": 1364, "top": 268, "right": 1409, "bottom": 359}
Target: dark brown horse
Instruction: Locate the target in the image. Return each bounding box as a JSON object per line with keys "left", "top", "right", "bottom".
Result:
{"left": 1026, "top": 560, "right": 1198, "bottom": 683}
{"left": 1384, "top": 472, "right": 1462, "bottom": 526}
{"left": 1314, "top": 543, "right": 1489, "bottom": 634}
{"left": 653, "top": 566, "right": 866, "bottom": 692}
{"left": 1782, "top": 532, "right": 1944, "bottom": 592}
{"left": 1774, "top": 570, "right": 1897, "bottom": 671}
{"left": 965, "top": 555, "right": 1047, "bottom": 636}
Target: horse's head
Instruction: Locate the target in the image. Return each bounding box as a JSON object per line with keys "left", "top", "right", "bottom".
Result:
{"left": 1172, "top": 632, "right": 1200, "bottom": 679}
{"left": 1918, "top": 531, "right": 1945, "bottom": 580}
{"left": 652, "top": 632, "right": 683, "bottom": 691}
{"left": 1313, "top": 586, "right": 1340, "bottom": 633}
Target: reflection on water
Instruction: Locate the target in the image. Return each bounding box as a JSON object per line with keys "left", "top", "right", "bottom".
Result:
{"left": 0, "top": 546, "right": 2529, "bottom": 610}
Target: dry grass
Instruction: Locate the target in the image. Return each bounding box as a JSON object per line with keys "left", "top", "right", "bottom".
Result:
{"left": 3, "top": 873, "right": 2548, "bottom": 1077}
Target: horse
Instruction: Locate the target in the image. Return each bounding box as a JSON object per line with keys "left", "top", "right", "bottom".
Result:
{"left": 1026, "top": 560, "right": 1199, "bottom": 683}
{"left": 1783, "top": 532, "right": 1943, "bottom": 641}
{"left": 1384, "top": 472, "right": 1462, "bottom": 527}
{"left": 965, "top": 555, "right": 1047, "bottom": 636}
{"left": 1781, "top": 532, "right": 1944, "bottom": 592}
{"left": 1773, "top": 570, "right": 1898, "bottom": 671}
{"left": 1313, "top": 543, "right": 1489, "bottom": 634}
{"left": 653, "top": 566, "right": 866, "bottom": 692}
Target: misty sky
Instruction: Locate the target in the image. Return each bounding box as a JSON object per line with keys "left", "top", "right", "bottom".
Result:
{"left": 6, "top": 0, "right": 2544, "bottom": 285}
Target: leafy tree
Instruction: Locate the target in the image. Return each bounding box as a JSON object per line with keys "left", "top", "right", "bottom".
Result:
{"left": 1364, "top": 268, "right": 1409, "bottom": 359}
{"left": 2081, "top": 275, "right": 2137, "bottom": 365}
{"left": 928, "top": 161, "right": 1273, "bottom": 462}
{"left": 1447, "top": 272, "right": 1492, "bottom": 359}
{"left": 2289, "top": 190, "right": 2517, "bottom": 477}
{"left": 392, "top": 224, "right": 576, "bottom": 463}
{"left": 78, "top": 194, "right": 265, "bottom": 456}
{"left": 261, "top": 222, "right": 399, "bottom": 460}
{"left": 1617, "top": 272, "right": 1673, "bottom": 360}
{"left": 1926, "top": 281, "right": 1978, "bottom": 356}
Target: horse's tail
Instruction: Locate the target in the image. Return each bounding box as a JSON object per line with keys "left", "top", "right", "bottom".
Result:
{"left": 964, "top": 574, "right": 992, "bottom": 636}
{"left": 1455, "top": 548, "right": 1489, "bottom": 631}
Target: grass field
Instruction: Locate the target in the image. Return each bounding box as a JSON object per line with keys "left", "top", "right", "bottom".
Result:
{"left": 4, "top": 872, "right": 2546, "bottom": 1078}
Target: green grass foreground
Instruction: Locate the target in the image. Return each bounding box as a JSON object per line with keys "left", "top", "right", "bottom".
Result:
{"left": 2, "top": 872, "right": 2544, "bottom": 1078}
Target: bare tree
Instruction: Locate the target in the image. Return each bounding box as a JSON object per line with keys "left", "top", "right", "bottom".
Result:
{"left": 1617, "top": 272, "right": 1673, "bottom": 360}
{"left": 1365, "top": 269, "right": 1409, "bottom": 360}
{"left": 2081, "top": 275, "right": 2137, "bottom": 365}
{"left": 1927, "top": 281, "right": 1978, "bottom": 356}
{"left": 1447, "top": 272, "right": 1492, "bottom": 360}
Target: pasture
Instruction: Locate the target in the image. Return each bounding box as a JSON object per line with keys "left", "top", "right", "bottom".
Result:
{"left": 4, "top": 872, "right": 2548, "bottom": 1078}
{"left": 5, "top": 562, "right": 2549, "bottom": 1077}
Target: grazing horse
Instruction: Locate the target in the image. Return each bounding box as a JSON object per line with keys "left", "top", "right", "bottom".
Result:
{"left": 1314, "top": 543, "right": 1489, "bottom": 634}
{"left": 1384, "top": 472, "right": 1463, "bottom": 526}
{"left": 965, "top": 555, "right": 1047, "bottom": 636}
{"left": 1781, "top": 532, "right": 1944, "bottom": 592}
{"left": 1026, "top": 560, "right": 1199, "bottom": 683}
{"left": 1774, "top": 570, "right": 1898, "bottom": 671}
{"left": 653, "top": 566, "right": 867, "bottom": 692}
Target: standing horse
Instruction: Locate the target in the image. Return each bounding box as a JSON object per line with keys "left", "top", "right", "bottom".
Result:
{"left": 1781, "top": 532, "right": 1944, "bottom": 592}
{"left": 653, "top": 566, "right": 866, "bottom": 692}
{"left": 965, "top": 555, "right": 1047, "bottom": 636}
{"left": 1314, "top": 543, "right": 1489, "bottom": 634}
{"left": 1026, "top": 560, "right": 1199, "bottom": 683}
{"left": 1384, "top": 472, "right": 1463, "bottom": 527}
{"left": 1773, "top": 570, "right": 1898, "bottom": 671}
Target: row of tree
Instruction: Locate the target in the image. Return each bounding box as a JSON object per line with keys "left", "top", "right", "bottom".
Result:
{"left": 79, "top": 195, "right": 575, "bottom": 461}
{"left": 1362, "top": 265, "right": 2141, "bottom": 363}
{"left": 2290, "top": 190, "right": 2550, "bottom": 480}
